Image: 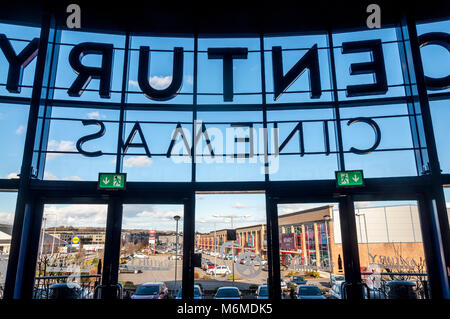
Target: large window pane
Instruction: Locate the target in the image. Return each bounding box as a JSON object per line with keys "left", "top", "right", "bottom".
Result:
{"left": 0, "top": 192, "right": 18, "bottom": 298}
{"left": 0, "top": 104, "right": 29, "bottom": 179}
{"left": 195, "top": 193, "right": 267, "bottom": 299}
{"left": 350, "top": 201, "right": 429, "bottom": 299}
{"left": 33, "top": 204, "right": 107, "bottom": 299}
{"left": 119, "top": 204, "right": 183, "bottom": 299}
{"left": 277, "top": 203, "right": 338, "bottom": 300}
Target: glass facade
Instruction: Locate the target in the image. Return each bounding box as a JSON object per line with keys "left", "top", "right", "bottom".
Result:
{"left": 0, "top": 14, "right": 448, "bottom": 301}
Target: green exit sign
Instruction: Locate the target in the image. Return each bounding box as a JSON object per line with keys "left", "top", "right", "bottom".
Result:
{"left": 98, "top": 173, "right": 126, "bottom": 190}
{"left": 336, "top": 170, "right": 365, "bottom": 187}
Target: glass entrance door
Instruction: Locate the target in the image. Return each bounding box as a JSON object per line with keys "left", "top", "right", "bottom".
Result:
{"left": 118, "top": 204, "right": 184, "bottom": 299}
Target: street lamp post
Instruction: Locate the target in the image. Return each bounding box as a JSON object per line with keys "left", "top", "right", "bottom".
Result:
{"left": 323, "top": 215, "right": 332, "bottom": 277}
{"left": 212, "top": 214, "right": 248, "bottom": 286}
{"left": 173, "top": 215, "right": 181, "bottom": 293}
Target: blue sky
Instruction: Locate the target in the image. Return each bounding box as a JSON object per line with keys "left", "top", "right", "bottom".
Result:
{"left": 0, "top": 20, "right": 449, "bottom": 233}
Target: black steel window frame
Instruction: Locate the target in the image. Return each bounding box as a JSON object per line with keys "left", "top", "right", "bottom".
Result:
{"left": 0, "top": 10, "right": 449, "bottom": 300}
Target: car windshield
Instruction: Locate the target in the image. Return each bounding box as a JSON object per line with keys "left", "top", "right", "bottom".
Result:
{"left": 334, "top": 276, "right": 345, "bottom": 281}
{"left": 177, "top": 287, "right": 201, "bottom": 297}
{"left": 258, "top": 286, "right": 268, "bottom": 296}
{"left": 216, "top": 288, "right": 239, "bottom": 297}
{"left": 293, "top": 276, "right": 304, "bottom": 281}
{"left": 136, "top": 285, "right": 160, "bottom": 295}
{"left": 298, "top": 287, "right": 322, "bottom": 296}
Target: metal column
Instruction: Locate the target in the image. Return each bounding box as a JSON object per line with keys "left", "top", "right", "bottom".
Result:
{"left": 181, "top": 192, "right": 195, "bottom": 299}
{"left": 3, "top": 12, "right": 57, "bottom": 299}
{"left": 397, "top": 9, "right": 450, "bottom": 298}
{"left": 101, "top": 196, "right": 123, "bottom": 299}
{"left": 338, "top": 195, "right": 364, "bottom": 300}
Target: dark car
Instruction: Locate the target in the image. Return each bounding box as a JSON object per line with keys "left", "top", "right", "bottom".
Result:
{"left": 131, "top": 282, "right": 169, "bottom": 299}
{"left": 48, "top": 283, "right": 82, "bottom": 299}
{"left": 291, "top": 276, "right": 307, "bottom": 285}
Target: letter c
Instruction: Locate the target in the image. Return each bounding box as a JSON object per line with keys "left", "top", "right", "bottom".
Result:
{"left": 347, "top": 117, "right": 381, "bottom": 154}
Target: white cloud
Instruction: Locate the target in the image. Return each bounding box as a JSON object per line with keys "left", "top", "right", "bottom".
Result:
{"left": 15, "top": 125, "right": 25, "bottom": 135}
{"left": 0, "top": 212, "right": 14, "bottom": 224}
{"left": 149, "top": 75, "right": 173, "bottom": 89}
{"left": 43, "top": 172, "right": 83, "bottom": 181}
{"left": 44, "top": 172, "right": 59, "bottom": 180}
{"left": 123, "top": 156, "right": 152, "bottom": 168}
{"left": 46, "top": 140, "right": 77, "bottom": 159}
{"left": 136, "top": 209, "right": 183, "bottom": 220}
{"left": 6, "top": 172, "right": 19, "bottom": 179}
{"left": 129, "top": 80, "right": 139, "bottom": 88}
{"left": 185, "top": 75, "right": 194, "bottom": 85}
{"left": 86, "top": 111, "right": 105, "bottom": 119}
{"left": 44, "top": 204, "right": 108, "bottom": 227}
{"left": 128, "top": 75, "right": 174, "bottom": 90}
{"left": 278, "top": 203, "right": 335, "bottom": 215}
{"left": 232, "top": 202, "right": 247, "bottom": 209}
{"left": 63, "top": 176, "right": 84, "bottom": 181}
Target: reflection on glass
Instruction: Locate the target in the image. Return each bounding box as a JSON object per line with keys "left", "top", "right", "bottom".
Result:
{"left": 0, "top": 193, "right": 18, "bottom": 299}
{"left": 33, "top": 204, "right": 107, "bottom": 299}
{"left": 194, "top": 193, "right": 267, "bottom": 299}
{"left": 351, "top": 201, "right": 428, "bottom": 299}
{"left": 119, "top": 204, "right": 183, "bottom": 299}
{"left": 277, "top": 203, "right": 337, "bottom": 300}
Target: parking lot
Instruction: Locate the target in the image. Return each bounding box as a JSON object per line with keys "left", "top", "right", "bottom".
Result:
{"left": 118, "top": 252, "right": 331, "bottom": 298}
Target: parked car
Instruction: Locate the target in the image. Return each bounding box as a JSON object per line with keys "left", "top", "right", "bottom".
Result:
{"left": 131, "top": 282, "right": 168, "bottom": 299}
{"left": 385, "top": 280, "right": 417, "bottom": 299}
{"left": 281, "top": 278, "right": 288, "bottom": 290}
{"left": 119, "top": 264, "right": 142, "bottom": 274}
{"left": 328, "top": 282, "right": 385, "bottom": 300}
{"left": 330, "top": 274, "right": 345, "bottom": 287}
{"left": 296, "top": 285, "right": 326, "bottom": 299}
{"left": 255, "top": 285, "right": 269, "bottom": 299}
{"left": 328, "top": 282, "right": 343, "bottom": 299}
{"left": 168, "top": 254, "right": 182, "bottom": 260}
{"left": 48, "top": 283, "right": 82, "bottom": 299}
{"left": 291, "top": 276, "right": 307, "bottom": 286}
{"left": 206, "top": 265, "right": 231, "bottom": 276}
{"left": 133, "top": 253, "right": 147, "bottom": 259}
{"left": 224, "top": 254, "right": 233, "bottom": 260}
{"left": 214, "top": 287, "right": 242, "bottom": 299}
{"left": 176, "top": 285, "right": 204, "bottom": 299}
{"left": 267, "top": 278, "right": 288, "bottom": 290}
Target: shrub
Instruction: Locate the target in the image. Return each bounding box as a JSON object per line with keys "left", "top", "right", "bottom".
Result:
{"left": 194, "top": 272, "right": 201, "bottom": 279}
{"left": 306, "top": 271, "right": 321, "bottom": 278}
{"left": 227, "top": 274, "right": 241, "bottom": 281}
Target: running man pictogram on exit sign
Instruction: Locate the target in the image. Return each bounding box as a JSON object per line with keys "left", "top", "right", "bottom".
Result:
{"left": 335, "top": 170, "right": 365, "bottom": 187}
{"left": 98, "top": 173, "right": 127, "bottom": 190}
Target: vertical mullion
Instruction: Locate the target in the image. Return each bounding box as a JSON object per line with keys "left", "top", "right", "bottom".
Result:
{"left": 260, "top": 34, "right": 269, "bottom": 182}
{"left": 4, "top": 12, "right": 55, "bottom": 299}
{"left": 191, "top": 34, "right": 198, "bottom": 183}
{"left": 327, "top": 28, "right": 345, "bottom": 171}
{"left": 115, "top": 32, "right": 131, "bottom": 174}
